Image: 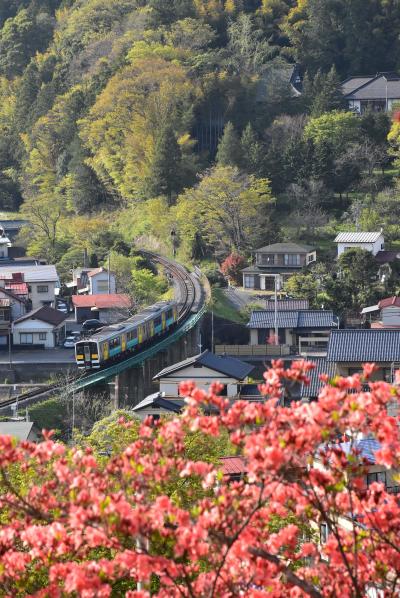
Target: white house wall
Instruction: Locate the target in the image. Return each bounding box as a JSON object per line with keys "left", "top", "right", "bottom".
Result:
{"left": 13, "top": 320, "right": 63, "bottom": 348}
{"left": 336, "top": 235, "right": 384, "bottom": 257}
{"left": 382, "top": 306, "right": 400, "bottom": 326}
{"left": 29, "top": 282, "right": 56, "bottom": 309}
{"left": 159, "top": 364, "right": 242, "bottom": 398}
{"left": 89, "top": 273, "right": 116, "bottom": 294}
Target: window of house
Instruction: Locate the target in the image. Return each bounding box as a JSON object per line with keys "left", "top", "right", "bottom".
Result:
{"left": 244, "top": 275, "right": 254, "bottom": 289}
{"left": 320, "top": 523, "right": 329, "bottom": 545}
{"left": 39, "top": 332, "right": 47, "bottom": 341}
{"left": 20, "top": 333, "right": 33, "bottom": 344}
{"left": 367, "top": 471, "right": 387, "bottom": 486}
{"left": 260, "top": 253, "right": 275, "bottom": 265}
{"left": 0, "top": 309, "right": 8, "bottom": 321}
{"left": 37, "top": 285, "right": 49, "bottom": 293}
{"left": 284, "top": 254, "right": 301, "bottom": 266}
{"left": 97, "top": 281, "right": 109, "bottom": 292}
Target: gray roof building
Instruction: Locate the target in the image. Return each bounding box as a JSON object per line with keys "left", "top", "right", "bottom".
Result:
{"left": 264, "top": 299, "right": 309, "bottom": 311}
{"left": 248, "top": 310, "right": 337, "bottom": 330}
{"left": 154, "top": 350, "right": 254, "bottom": 381}
{"left": 327, "top": 329, "right": 400, "bottom": 362}
{"left": 0, "top": 421, "right": 40, "bottom": 441}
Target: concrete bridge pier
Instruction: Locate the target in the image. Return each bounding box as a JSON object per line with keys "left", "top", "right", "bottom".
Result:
{"left": 112, "top": 323, "right": 202, "bottom": 409}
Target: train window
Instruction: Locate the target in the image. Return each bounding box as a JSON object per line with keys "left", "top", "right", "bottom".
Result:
{"left": 166, "top": 309, "right": 173, "bottom": 319}
{"left": 154, "top": 317, "right": 162, "bottom": 327}
{"left": 128, "top": 329, "right": 137, "bottom": 341}
{"left": 110, "top": 337, "right": 121, "bottom": 349}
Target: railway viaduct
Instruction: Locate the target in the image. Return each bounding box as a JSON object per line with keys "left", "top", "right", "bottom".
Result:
{"left": 0, "top": 254, "right": 208, "bottom": 414}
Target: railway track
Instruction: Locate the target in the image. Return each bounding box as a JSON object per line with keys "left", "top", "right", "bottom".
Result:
{"left": 0, "top": 254, "right": 204, "bottom": 412}
{"left": 139, "top": 251, "right": 197, "bottom": 321}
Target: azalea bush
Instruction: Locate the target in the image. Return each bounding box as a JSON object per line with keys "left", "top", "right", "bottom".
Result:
{"left": 0, "top": 361, "right": 399, "bottom": 596}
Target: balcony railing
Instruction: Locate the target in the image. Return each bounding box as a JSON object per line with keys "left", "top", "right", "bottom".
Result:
{"left": 215, "top": 344, "right": 291, "bottom": 357}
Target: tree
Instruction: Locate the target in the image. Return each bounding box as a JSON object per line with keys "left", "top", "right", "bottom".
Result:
{"left": 302, "top": 66, "right": 343, "bottom": 116}
{"left": 175, "top": 166, "right": 275, "bottom": 255}
{"left": 338, "top": 247, "right": 380, "bottom": 309}
{"left": 0, "top": 362, "right": 400, "bottom": 595}
{"left": 240, "top": 122, "right": 264, "bottom": 175}
{"left": 220, "top": 253, "right": 246, "bottom": 284}
{"left": 216, "top": 122, "right": 243, "bottom": 168}
{"left": 145, "top": 124, "right": 183, "bottom": 203}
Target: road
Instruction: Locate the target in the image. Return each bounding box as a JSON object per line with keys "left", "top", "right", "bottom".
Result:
{"left": 0, "top": 348, "right": 75, "bottom": 364}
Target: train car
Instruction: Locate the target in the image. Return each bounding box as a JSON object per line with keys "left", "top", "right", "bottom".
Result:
{"left": 75, "top": 301, "right": 178, "bottom": 370}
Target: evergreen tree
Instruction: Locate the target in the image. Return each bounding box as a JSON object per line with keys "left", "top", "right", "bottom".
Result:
{"left": 216, "top": 122, "right": 243, "bottom": 168}
{"left": 146, "top": 125, "right": 182, "bottom": 204}
{"left": 240, "top": 123, "right": 263, "bottom": 175}
{"left": 310, "top": 66, "right": 343, "bottom": 116}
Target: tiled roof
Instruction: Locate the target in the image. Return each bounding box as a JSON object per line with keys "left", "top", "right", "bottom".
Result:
{"left": 339, "top": 437, "right": 381, "bottom": 464}
{"left": 300, "top": 358, "right": 337, "bottom": 399}
{"left": 345, "top": 74, "right": 400, "bottom": 100}
{"left": 132, "top": 392, "right": 182, "bottom": 414}
{"left": 265, "top": 299, "right": 309, "bottom": 310}
{"left": 256, "top": 242, "right": 314, "bottom": 253}
{"left": 334, "top": 232, "right": 382, "bottom": 243}
{"left": 220, "top": 456, "right": 247, "bottom": 476}
{"left": 378, "top": 296, "right": 400, "bottom": 308}
{"left": 248, "top": 310, "right": 336, "bottom": 329}
{"left": 341, "top": 76, "right": 375, "bottom": 95}
{"left": 327, "top": 329, "right": 400, "bottom": 362}
{"left": 154, "top": 350, "right": 254, "bottom": 381}
{"left": 72, "top": 294, "right": 131, "bottom": 309}
{"left": 14, "top": 306, "right": 67, "bottom": 327}
{"left": 0, "top": 265, "right": 58, "bottom": 282}
{"left": 87, "top": 267, "right": 113, "bottom": 278}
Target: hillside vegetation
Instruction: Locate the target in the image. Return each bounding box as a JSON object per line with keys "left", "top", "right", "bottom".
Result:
{"left": 0, "top": 0, "right": 400, "bottom": 308}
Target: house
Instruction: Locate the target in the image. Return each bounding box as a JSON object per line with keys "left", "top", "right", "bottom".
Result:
{"left": 242, "top": 242, "right": 316, "bottom": 290}
{"left": 326, "top": 329, "right": 400, "bottom": 381}
{"left": 0, "top": 421, "right": 41, "bottom": 442}
{"left": 131, "top": 392, "right": 183, "bottom": 421}
{"left": 0, "top": 287, "right": 27, "bottom": 321}
{"left": 69, "top": 267, "right": 116, "bottom": 295}
{"left": 247, "top": 310, "right": 338, "bottom": 352}
{"left": 341, "top": 72, "right": 400, "bottom": 113}
{"left": 361, "top": 296, "right": 400, "bottom": 328}
{"left": 72, "top": 293, "right": 132, "bottom": 323}
{"left": 0, "top": 265, "right": 59, "bottom": 309}
{"left": 153, "top": 350, "right": 254, "bottom": 399}
{"left": 12, "top": 306, "right": 67, "bottom": 348}
{"left": 299, "top": 357, "right": 338, "bottom": 402}
{"left": 0, "top": 227, "right": 11, "bottom": 259}
{"left": 220, "top": 456, "right": 247, "bottom": 482}
{"left": 334, "top": 231, "right": 385, "bottom": 257}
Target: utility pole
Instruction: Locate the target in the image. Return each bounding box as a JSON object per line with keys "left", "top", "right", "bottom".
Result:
{"left": 108, "top": 252, "right": 111, "bottom": 294}
{"left": 274, "top": 275, "right": 279, "bottom": 345}
{"left": 211, "top": 308, "right": 214, "bottom": 353}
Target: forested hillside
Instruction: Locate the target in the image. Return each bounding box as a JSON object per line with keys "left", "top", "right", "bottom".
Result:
{"left": 1, "top": 0, "right": 400, "bottom": 307}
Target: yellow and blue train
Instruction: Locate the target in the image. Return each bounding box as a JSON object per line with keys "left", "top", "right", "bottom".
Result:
{"left": 75, "top": 301, "right": 178, "bottom": 370}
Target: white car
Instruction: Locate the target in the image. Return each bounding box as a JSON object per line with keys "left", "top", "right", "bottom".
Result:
{"left": 57, "top": 305, "right": 68, "bottom": 314}
{"left": 63, "top": 337, "right": 76, "bottom": 348}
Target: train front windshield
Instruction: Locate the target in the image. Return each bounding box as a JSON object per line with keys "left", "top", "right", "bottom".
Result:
{"left": 75, "top": 340, "right": 99, "bottom": 369}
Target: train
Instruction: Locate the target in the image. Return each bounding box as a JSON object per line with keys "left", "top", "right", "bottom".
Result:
{"left": 75, "top": 301, "right": 178, "bottom": 370}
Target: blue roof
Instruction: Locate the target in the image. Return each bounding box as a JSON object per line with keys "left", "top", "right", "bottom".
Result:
{"left": 248, "top": 310, "right": 336, "bottom": 329}
{"left": 327, "top": 329, "right": 400, "bottom": 362}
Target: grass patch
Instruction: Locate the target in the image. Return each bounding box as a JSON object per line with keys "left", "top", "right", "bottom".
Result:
{"left": 210, "top": 287, "right": 246, "bottom": 324}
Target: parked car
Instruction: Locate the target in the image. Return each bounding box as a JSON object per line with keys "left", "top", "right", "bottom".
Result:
{"left": 68, "top": 331, "right": 81, "bottom": 340}
{"left": 57, "top": 305, "right": 68, "bottom": 314}
{"left": 63, "top": 336, "right": 76, "bottom": 348}
{"left": 81, "top": 319, "right": 103, "bottom": 332}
